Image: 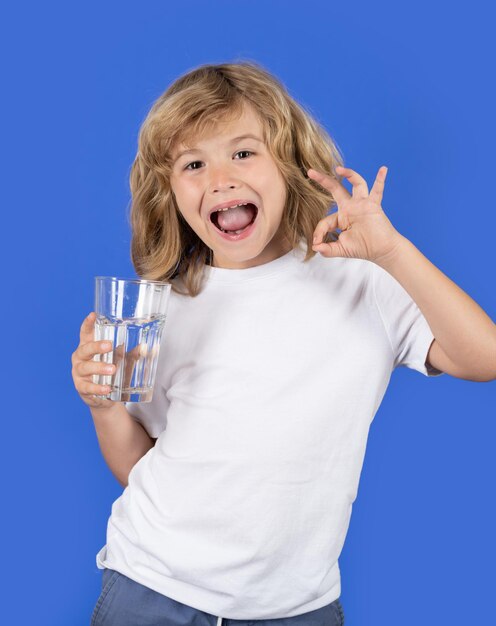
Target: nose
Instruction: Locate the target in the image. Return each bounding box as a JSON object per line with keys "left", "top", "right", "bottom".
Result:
{"left": 209, "top": 163, "right": 239, "bottom": 194}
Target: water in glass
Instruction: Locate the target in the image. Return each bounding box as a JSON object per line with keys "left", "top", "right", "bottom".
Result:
{"left": 93, "top": 313, "right": 166, "bottom": 402}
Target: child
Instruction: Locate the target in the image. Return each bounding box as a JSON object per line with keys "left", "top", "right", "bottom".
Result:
{"left": 72, "top": 61, "right": 496, "bottom": 626}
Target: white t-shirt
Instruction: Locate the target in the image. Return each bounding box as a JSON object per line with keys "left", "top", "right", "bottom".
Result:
{"left": 96, "top": 240, "right": 442, "bottom": 620}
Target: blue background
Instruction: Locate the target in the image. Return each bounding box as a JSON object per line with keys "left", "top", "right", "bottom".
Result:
{"left": 2, "top": 1, "right": 495, "bottom": 624}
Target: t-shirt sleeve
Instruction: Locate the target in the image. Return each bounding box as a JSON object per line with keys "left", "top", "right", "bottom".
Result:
{"left": 125, "top": 383, "right": 170, "bottom": 439}
{"left": 371, "top": 262, "right": 444, "bottom": 377}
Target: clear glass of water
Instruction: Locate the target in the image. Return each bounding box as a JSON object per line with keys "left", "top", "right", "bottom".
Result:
{"left": 93, "top": 276, "right": 171, "bottom": 402}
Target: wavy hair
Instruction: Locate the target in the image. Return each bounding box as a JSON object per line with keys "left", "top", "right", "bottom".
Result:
{"left": 129, "top": 60, "right": 344, "bottom": 296}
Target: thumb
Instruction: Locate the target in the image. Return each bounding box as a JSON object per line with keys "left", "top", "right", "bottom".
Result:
{"left": 312, "top": 240, "right": 346, "bottom": 258}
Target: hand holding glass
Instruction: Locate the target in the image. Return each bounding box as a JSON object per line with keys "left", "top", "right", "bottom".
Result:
{"left": 93, "top": 277, "right": 171, "bottom": 402}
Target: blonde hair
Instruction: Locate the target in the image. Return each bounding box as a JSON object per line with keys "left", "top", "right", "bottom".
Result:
{"left": 129, "top": 60, "right": 344, "bottom": 297}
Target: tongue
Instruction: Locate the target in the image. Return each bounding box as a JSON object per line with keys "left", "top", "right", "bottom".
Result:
{"left": 217, "top": 204, "right": 256, "bottom": 231}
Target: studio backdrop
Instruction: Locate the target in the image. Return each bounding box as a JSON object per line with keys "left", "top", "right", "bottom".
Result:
{"left": 1, "top": 1, "right": 494, "bottom": 625}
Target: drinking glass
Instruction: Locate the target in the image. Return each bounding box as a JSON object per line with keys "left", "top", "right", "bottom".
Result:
{"left": 92, "top": 276, "right": 171, "bottom": 402}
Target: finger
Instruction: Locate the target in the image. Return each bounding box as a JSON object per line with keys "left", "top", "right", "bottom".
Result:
{"left": 122, "top": 343, "right": 147, "bottom": 390}
{"left": 88, "top": 345, "right": 120, "bottom": 392}
{"left": 79, "top": 312, "right": 97, "bottom": 343}
{"left": 77, "top": 358, "right": 116, "bottom": 378}
{"left": 369, "top": 166, "right": 388, "bottom": 205}
{"left": 307, "top": 168, "right": 351, "bottom": 205}
{"left": 312, "top": 237, "right": 347, "bottom": 258}
{"left": 77, "top": 339, "right": 113, "bottom": 361}
{"left": 312, "top": 212, "right": 339, "bottom": 245}
{"left": 79, "top": 380, "right": 112, "bottom": 397}
{"left": 335, "top": 166, "right": 369, "bottom": 199}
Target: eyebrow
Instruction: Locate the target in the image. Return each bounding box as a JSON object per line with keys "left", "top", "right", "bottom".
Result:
{"left": 173, "top": 134, "right": 264, "bottom": 163}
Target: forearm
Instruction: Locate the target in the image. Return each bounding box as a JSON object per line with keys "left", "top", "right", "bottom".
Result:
{"left": 90, "top": 403, "right": 156, "bottom": 488}
{"left": 376, "top": 235, "right": 496, "bottom": 378}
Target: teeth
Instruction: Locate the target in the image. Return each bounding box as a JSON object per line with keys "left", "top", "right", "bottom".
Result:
{"left": 215, "top": 202, "right": 248, "bottom": 213}
{"left": 219, "top": 227, "right": 247, "bottom": 235}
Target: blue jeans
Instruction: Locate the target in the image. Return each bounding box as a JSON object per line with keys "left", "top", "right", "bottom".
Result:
{"left": 91, "top": 568, "right": 345, "bottom": 626}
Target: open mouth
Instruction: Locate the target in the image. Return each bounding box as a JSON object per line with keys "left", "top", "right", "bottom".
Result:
{"left": 210, "top": 203, "right": 258, "bottom": 235}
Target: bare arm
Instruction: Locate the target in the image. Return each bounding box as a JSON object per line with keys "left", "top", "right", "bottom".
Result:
{"left": 308, "top": 166, "right": 496, "bottom": 382}
{"left": 90, "top": 403, "right": 156, "bottom": 488}
{"left": 377, "top": 236, "right": 496, "bottom": 382}
{"left": 72, "top": 312, "right": 157, "bottom": 488}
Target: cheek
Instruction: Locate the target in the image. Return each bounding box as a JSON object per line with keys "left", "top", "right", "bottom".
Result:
{"left": 267, "top": 168, "right": 287, "bottom": 209}
{"left": 257, "top": 162, "right": 286, "bottom": 195}
{"left": 170, "top": 181, "right": 199, "bottom": 217}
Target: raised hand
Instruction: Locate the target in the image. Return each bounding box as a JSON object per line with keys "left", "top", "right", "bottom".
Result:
{"left": 308, "top": 165, "right": 403, "bottom": 264}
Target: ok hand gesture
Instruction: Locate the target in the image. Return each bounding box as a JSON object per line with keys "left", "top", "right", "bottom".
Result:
{"left": 309, "top": 165, "right": 403, "bottom": 264}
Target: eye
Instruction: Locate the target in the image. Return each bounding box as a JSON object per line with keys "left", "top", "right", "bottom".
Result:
{"left": 184, "top": 160, "right": 203, "bottom": 171}
{"left": 234, "top": 150, "right": 253, "bottom": 160}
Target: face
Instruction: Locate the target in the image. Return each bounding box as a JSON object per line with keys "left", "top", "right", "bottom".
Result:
{"left": 170, "top": 104, "right": 291, "bottom": 269}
